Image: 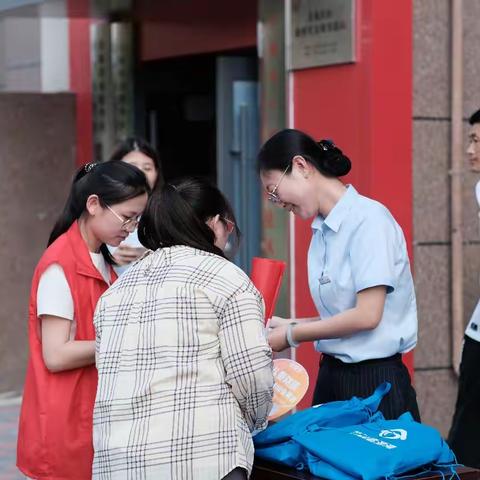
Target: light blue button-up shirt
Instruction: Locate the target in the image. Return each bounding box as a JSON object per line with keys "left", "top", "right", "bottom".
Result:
{"left": 307, "top": 185, "right": 417, "bottom": 363}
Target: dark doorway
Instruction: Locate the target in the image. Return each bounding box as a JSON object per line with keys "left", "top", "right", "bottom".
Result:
{"left": 136, "top": 49, "right": 261, "bottom": 273}
{"left": 137, "top": 54, "right": 217, "bottom": 183}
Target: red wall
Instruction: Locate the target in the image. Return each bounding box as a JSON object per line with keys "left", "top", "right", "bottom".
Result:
{"left": 67, "top": 0, "right": 92, "bottom": 167}
{"left": 293, "top": 0, "right": 413, "bottom": 408}
{"left": 137, "top": 0, "right": 257, "bottom": 61}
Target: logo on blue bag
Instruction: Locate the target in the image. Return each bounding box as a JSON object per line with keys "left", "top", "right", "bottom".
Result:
{"left": 350, "top": 430, "right": 397, "bottom": 449}
{"left": 379, "top": 429, "right": 408, "bottom": 441}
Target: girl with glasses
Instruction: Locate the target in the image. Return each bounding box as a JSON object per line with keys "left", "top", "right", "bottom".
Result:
{"left": 108, "top": 137, "right": 163, "bottom": 274}
{"left": 93, "top": 177, "right": 274, "bottom": 480}
{"left": 17, "top": 161, "right": 150, "bottom": 480}
{"left": 258, "top": 128, "right": 420, "bottom": 422}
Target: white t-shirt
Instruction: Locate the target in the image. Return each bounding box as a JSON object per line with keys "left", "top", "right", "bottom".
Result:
{"left": 466, "top": 180, "right": 480, "bottom": 342}
{"left": 37, "top": 252, "right": 111, "bottom": 340}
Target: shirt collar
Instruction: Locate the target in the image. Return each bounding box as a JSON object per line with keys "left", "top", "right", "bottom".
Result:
{"left": 311, "top": 184, "right": 358, "bottom": 233}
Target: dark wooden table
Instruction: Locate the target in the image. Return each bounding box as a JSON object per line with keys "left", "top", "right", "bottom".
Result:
{"left": 252, "top": 459, "right": 480, "bottom": 479}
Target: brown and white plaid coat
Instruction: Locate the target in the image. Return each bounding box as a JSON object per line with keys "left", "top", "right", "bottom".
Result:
{"left": 92, "top": 246, "right": 274, "bottom": 479}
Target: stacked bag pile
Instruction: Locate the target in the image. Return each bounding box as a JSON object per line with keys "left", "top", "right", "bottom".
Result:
{"left": 254, "top": 383, "right": 460, "bottom": 480}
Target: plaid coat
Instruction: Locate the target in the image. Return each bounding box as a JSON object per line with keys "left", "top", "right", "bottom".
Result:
{"left": 92, "top": 246, "right": 274, "bottom": 479}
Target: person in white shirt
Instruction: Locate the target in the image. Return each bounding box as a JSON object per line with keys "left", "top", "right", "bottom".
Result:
{"left": 108, "top": 137, "right": 163, "bottom": 274}
{"left": 448, "top": 109, "right": 480, "bottom": 468}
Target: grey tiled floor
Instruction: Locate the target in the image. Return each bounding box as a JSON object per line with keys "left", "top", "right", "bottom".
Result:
{"left": 0, "top": 399, "right": 22, "bottom": 480}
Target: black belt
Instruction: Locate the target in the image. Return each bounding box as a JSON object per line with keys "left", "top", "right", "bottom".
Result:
{"left": 321, "top": 353, "right": 402, "bottom": 367}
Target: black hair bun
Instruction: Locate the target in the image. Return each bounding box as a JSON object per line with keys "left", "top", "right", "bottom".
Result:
{"left": 317, "top": 140, "right": 351, "bottom": 177}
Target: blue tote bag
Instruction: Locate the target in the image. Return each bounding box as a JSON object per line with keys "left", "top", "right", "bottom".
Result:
{"left": 294, "top": 412, "right": 458, "bottom": 480}
{"left": 254, "top": 382, "right": 391, "bottom": 468}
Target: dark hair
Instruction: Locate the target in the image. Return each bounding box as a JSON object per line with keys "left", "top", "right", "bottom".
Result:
{"left": 257, "top": 128, "right": 351, "bottom": 178}
{"left": 138, "top": 177, "right": 240, "bottom": 259}
{"left": 110, "top": 136, "right": 163, "bottom": 190}
{"left": 469, "top": 110, "right": 480, "bottom": 126}
{"left": 48, "top": 161, "right": 150, "bottom": 264}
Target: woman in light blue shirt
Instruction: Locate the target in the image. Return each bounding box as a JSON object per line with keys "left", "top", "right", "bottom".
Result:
{"left": 258, "top": 129, "right": 420, "bottom": 421}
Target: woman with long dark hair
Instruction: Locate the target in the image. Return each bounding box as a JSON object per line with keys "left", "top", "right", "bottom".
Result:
{"left": 258, "top": 128, "right": 420, "bottom": 422}
{"left": 93, "top": 177, "right": 274, "bottom": 480}
{"left": 108, "top": 137, "right": 163, "bottom": 273}
{"left": 17, "top": 161, "right": 150, "bottom": 479}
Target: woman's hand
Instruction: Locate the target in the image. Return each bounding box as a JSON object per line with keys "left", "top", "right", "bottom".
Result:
{"left": 113, "top": 244, "right": 146, "bottom": 266}
{"left": 267, "top": 324, "right": 289, "bottom": 352}
{"left": 266, "top": 316, "right": 294, "bottom": 329}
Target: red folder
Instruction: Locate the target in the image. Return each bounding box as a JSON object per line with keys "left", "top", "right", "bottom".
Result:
{"left": 250, "top": 257, "right": 286, "bottom": 322}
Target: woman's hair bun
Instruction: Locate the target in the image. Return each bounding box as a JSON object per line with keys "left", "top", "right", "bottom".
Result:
{"left": 316, "top": 139, "right": 351, "bottom": 177}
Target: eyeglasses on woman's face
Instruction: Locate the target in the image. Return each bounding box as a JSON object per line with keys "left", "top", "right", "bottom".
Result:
{"left": 105, "top": 204, "right": 140, "bottom": 232}
{"left": 266, "top": 163, "right": 291, "bottom": 204}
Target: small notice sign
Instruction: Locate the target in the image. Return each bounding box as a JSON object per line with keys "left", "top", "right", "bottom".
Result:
{"left": 268, "top": 358, "right": 309, "bottom": 420}
{"left": 290, "top": 0, "right": 356, "bottom": 70}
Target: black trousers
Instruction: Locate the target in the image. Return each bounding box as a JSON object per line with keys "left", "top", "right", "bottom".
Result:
{"left": 448, "top": 335, "right": 480, "bottom": 468}
{"left": 222, "top": 468, "right": 247, "bottom": 480}
{"left": 312, "top": 353, "right": 421, "bottom": 422}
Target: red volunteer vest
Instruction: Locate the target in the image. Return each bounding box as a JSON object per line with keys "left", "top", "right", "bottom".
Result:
{"left": 17, "top": 222, "right": 116, "bottom": 480}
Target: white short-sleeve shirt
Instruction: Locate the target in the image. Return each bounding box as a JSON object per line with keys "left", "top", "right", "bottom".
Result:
{"left": 307, "top": 185, "right": 418, "bottom": 363}
{"left": 37, "top": 252, "right": 111, "bottom": 339}
{"left": 465, "top": 180, "right": 480, "bottom": 342}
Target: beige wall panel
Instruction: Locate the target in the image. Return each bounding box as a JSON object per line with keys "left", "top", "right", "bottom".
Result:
{"left": 413, "top": 0, "right": 450, "bottom": 118}
{"left": 463, "top": 0, "right": 480, "bottom": 118}
{"left": 0, "top": 93, "right": 76, "bottom": 393}
{"left": 414, "top": 245, "right": 450, "bottom": 369}
{"left": 416, "top": 369, "right": 457, "bottom": 437}
{"left": 413, "top": 119, "right": 450, "bottom": 243}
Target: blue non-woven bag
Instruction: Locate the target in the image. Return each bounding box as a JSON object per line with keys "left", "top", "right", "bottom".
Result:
{"left": 293, "top": 412, "right": 458, "bottom": 480}
{"left": 254, "top": 382, "right": 391, "bottom": 468}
